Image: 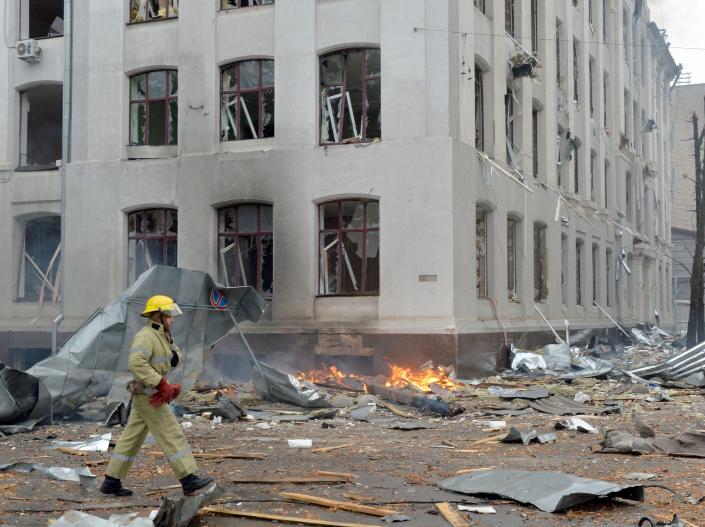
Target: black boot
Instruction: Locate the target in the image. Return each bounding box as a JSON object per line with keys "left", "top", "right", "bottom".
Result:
{"left": 100, "top": 475, "right": 133, "bottom": 497}
{"left": 180, "top": 473, "right": 215, "bottom": 496}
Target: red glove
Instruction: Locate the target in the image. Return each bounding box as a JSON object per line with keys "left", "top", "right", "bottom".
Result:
{"left": 149, "top": 377, "right": 182, "bottom": 407}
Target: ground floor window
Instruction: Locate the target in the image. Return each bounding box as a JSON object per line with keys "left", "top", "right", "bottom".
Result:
{"left": 127, "top": 209, "right": 177, "bottom": 285}
{"left": 476, "top": 206, "right": 489, "bottom": 298}
{"left": 319, "top": 199, "right": 379, "bottom": 295}
{"left": 534, "top": 223, "right": 547, "bottom": 301}
{"left": 17, "top": 215, "right": 61, "bottom": 302}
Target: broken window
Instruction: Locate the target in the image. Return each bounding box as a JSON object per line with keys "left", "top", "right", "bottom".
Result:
{"left": 319, "top": 199, "right": 379, "bottom": 295}
{"left": 573, "top": 140, "right": 579, "bottom": 194}
{"left": 320, "top": 49, "right": 381, "bottom": 144}
{"left": 505, "top": 87, "right": 516, "bottom": 166}
{"left": 129, "top": 0, "right": 178, "bottom": 23}
{"left": 221, "top": 60, "right": 274, "bottom": 141}
{"left": 573, "top": 39, "right": 579, "bottom": 104}
{"left": 532, "top": 108, "right": 539, "bottom": 178}
{"left": 588, "top": 0, "right": 594, "bottom": 25}
{"left": 603, "top": 72, "right": 609, "bottom": 128}
{"left": 475, "top": 65, "right": 484, "bottom": 151}
{"left": 576, "top": 239, "right": 584, "bottom": 306}
{"left": 626, "top": 170, "right": 633, "bottom": 223}
{"left": 476, "top": 206, "right": 489, "bottom": 298}
{"left": 534, "top": 222, "right": 547, "bottom": 302}
{"left": 129, "top": 70, "right": 177, "bottom": 146}
{"left": 18, "top": 85, "right": 62, "bottom": 170}
{"left": 17, "top": 215, "right": 61, "bottom": 302}
{"left": 604, "top": 159, "right": 610, "bottom": 208}
{"left": 505, "top": 0, "right": 515, "bottom": 37}
{"left": 627, "top": 253, "right": 633, "bottom": 307}
{"left": 556, "top": 22, "right": 562, "bottom": 86}
{"left": 507, "top": 217, "right": 518, "bottom": 300}
{"left": 9, "top": 348, "right": 51, "bottom": 371}
{"left": 24, "top": 0, "right": 64, "bottom": 38}
{"left": 606, "top": 248, "right": 613, "bottom": 306}
{"left": 623, "top": 8, "right": 629, "bottom": 63}
{"left": 603, "top": 0, "right": 609, "bottom": 42}
{"left": 530, "top": 0, "right": 539, "bottom": 53}
{"left": 222, "top": 0, "right": 274, "bottom": 8}
{"left": 127, "top": 209, "right": 177, "bottom": 285}
{"left": 590, "top": 150, "right": 596, "bottom": 202}
{"left": 592, "top": 243, "right": 599, "bottom": 304}
{"left": 218, "top": 204, "right": 273, "bottom": 298}
{"left": 588, "top": 57, "right": 595, "bottom": 118}
{"left": 561, "top": 233, "right": 568, "bottom": 305}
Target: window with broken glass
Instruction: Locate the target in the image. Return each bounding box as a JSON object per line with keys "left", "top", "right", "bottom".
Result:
{"left": 573, "top": 40, "right": 579, "bottom": 104}
{"left": 320, "top": 49, "right": 381, "bottom": 144}
{"left": 17, "top": 215, "right": 61, "bottom": 302}
{"left": 129, "top": 0, "right": 178, "bottom": 23}
{"left": 221, "top": 0, "right": 274, "bottom": 8}
{"left": 530, "top": 0, "right": 539, "bottom": 53}
{"left": 475, "top": 65, "right": 484, "bottom": 151}
{"left": 129, "top": 70, "right": 178, "bottom": 146}
{"left": 606, "top": 248, "right": 613, "bottom": 306}
{"left": 576, "top": 239, "right": 584, "bottom": 306}
{"left": 507, "top": 217, "right": 518, "bottom": 300}
{"left": 590, "top": 150, "right": 596, "bottom": 202}
{"left": 127, "top": 209, "right": 177, "bottom": 286}
{"left": 217, "top": 204, "right": 273, "bottom": 298}
{"left": 534, "top": 223, "right": 547, "bottom": 302}
{"left": 505, "top": 87, "right": 516, "bottom": 166}
{"left": 592, "top": 243, "right": 599, "bottom": 304}
{"left": 25, "top": 0, "right": 64, "bottom": 38}
{"left": 505, "top": 0, "right": 515, "bottom": 37}
{"left": 19, "top": 84, "right": 62, "bottom": 170}
{"left": 221, "top": 60, "right": 274, "bottom": 141}
{"left": 476, "top": 206, "right": 489, "bottom": 298}
{"left": 319, "top": 200, "right": 379, "bottom": 296}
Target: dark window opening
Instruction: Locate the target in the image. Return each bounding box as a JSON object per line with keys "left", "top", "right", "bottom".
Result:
{"left": 475, "top": 65, "right": 484, "bottom": 151}
{"left": 218, "top": 204, "right": 273, "bottom": 298}
{"left": 222, "top": 0, "right": 274, "bottom": 8}
{"left": 474, "top": 0, "right": 486, "bottom": 14}
{"left": 9, "top": 348, "right": 51, "bottom": 371}
{"left": 130, "top": 0, "right": 178, "bottom": 23}
{"left": 505, "top": 87, "right": 515, "bottom": 166}
{"left": 19, "top": 85, "right": 62, "bottom": 170}
{"left": 26, "top": 0, "right": 64, "bottom": 38}
{"left": 606, "top": 248, "right": 613, "bottom": 306}
{"left": 590, "top": 150, "right": 596, "bottom": 202}
{"left": 576, "top": 239, "right": 584, "bottom": 306}
{"left": 129, "top": 70, "right": 178, "bottom": 146}
{"left": 507, "top": 217, "right": 518, "bottom": 300}
{"left": 319, "top": 200, "right": 379, "bottom": 295}
{"left": 534, "top": 223, "right": 547, "bottom": 301}
{"left": 221, "top": 60, "right": 274, "bottom": 141}
{"left": 505, "top": 0, "right": 515, "bottom": 37}
{"left": 532, "top": 108, "right": 539, "bottom": 178}
{"left": 477, "top": 206, "right": 489, "bottom": 298}
{"left": 561, "top": 233, "right": 568, "bottom": 305}
{"left": 573, "top": 141, "right": 579, "bottom": 194}
{"left": 320, "top": 49, "right": 381, "bottom": 144}
{"left": 592, "top": 243, "right": 599, "bottom": 303}
{"left": 127, "top": 209, "right": 177, "bottom": 285}
{"left": 17, "top": 215, "right": 61, "bottom": 302}
{"left": 556, "top": 23, "right": 562, "bottom": 86}
{"left": 573, "top": 39, "right": 579, "bottom": 103}
{"left": 589, "top": 58, "right": 595, "bottom": 117}
{"left": 531, "top": 0, "right": 539, "bottom": 53}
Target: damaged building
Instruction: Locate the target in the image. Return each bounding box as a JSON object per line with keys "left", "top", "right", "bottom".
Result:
{"left": 0, "top": 0, "right": 679, "bottom": 378}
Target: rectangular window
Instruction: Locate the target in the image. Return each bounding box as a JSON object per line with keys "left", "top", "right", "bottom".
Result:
{"left": 534, "top": 223, "right": 547, "bottom": 301}
{"left": 588, "top": 0, "right": 594, "bottom": 25}
{"left": 573, "top": 40, "right": 579, "bottom": 103}
{"left": 507, "top": 218, "right": 517, "bottom": 299}
{"left": 129, "top": 0, "right": 178, "bottom": 23}
{"left": 626, "top": 171, "right": 633, "bottom": 223}
{"left": 476, "top": 207, "right": 488, "bottom": 298}
{"left": 531, "top": 0, "right": 539, "bottom": 53}
{"left": 25, "top": 0, "right": 64, "bottom": 38}
{"left": 475, "top": 65, "right": 484, "bottom": 151}
{"left": 627, "top": 254, "right": 634, "bottom": 307}
{"left": 127, "top": 209, "right": 178, "bottom": 286}
{"left": 589, "top": 57, "right": 595, "bottom": 118}
{"left": 218, "top": 204, "right": 273, "bottom": 297}
{"left": 603, "top": 72, "right": 609, "bottom": 128}
{"left": 319, "top": 200, "right": 379, "bottom": 295}
{"left": 556, "top": 23, "right": 562, "bottom": 86}
{"left": 221, "top": 60, "right": 274, "bottom": 141}
{"left": 573, "top": 141, "right": 579, "bottom": 194}
{"left": 505, "top": 87, "right": 515, "bottom": 166}
{"left": 590, "top": 150, "right": 596, "bottom": 202}
{"left": 623, "top": 8, "right": 629, "bottom": 63}
{"left": 606, "top": 249, "right": 613, "bottom": 306}
{"left": 320, "top": 49, "right": 381, "bottom": 144}
{"left": 592, "top": 243, "right": 599, "bottom": 303}
{"left": 561, "top": 234, "right": 568, "bottom": 305}
{"left": 222, "top": 0, "right": 274, "bottom": 8}
{"left": 17, "top": 216, "right": 61, "bottom": 302}
{"left": 505, "top": 0, "right": 515, "bottom": 37}
{"left": 474, "top": 0, "right": 486, "bottom": 13}
{"left": 576, "top": 240, "right": 584, "bottom": 306}
{"left": 532, "top": 108, "right": 539, "bottom": 178}
{"left": 603, "top": 0, "right": 609, "bottom": 42}
{"left": 603, "top": 160, "right": 609, "bottom": 208}
{"left": 624, "top": 90, "right": 629, "bottom": 137}
{"left": 18, "top": 85, "right": 62, "bottom": 170}
{"left": 129, "top": 70, "right": 178, "bottom": 146}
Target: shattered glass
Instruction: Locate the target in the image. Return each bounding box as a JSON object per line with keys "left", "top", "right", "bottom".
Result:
{"left": 148, "top": 71, "right": 166, "bottom": 98}
{"left": 130, "top": 74, "right": 146, "bottom": 100}
{"left": 168, "top": 100, "right": 178, "bottom": 145}
{"left": 365, "top": 231, "right": 380, "bottom": 292}
{"left": 366, "top": 201, "right": 379, "bottom": 228}
{"left": 262, "top": 88, "right": 274, "bottom": 138}
{"left": 320, "top": 233, "right": 339, "bottom": 294}
{"left": 320, "top": 202, "right": 339, "bottom": 230}
{"left": 342, "top": 200, "right": 364, "bottom": 229}
{"left": 342, "top": 232, "right": 363, "bottom": 292}
{"left": 129, "top": 103, "right": 146, "bottom": 145}
{"left": 365, "top": 78, "right": 381, "bottom": 139}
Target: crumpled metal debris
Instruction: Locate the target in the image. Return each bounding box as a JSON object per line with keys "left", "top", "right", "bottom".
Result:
{"left": 529, "top": 395, "right": 619, "bottom": 416}
{"left": 153, "top": 482, "right": 223, "bottom": 527}
{"left": 638, "top": 514, "right": 685, "bottom": 527}
{"left": 555, "top": 417, "right": 599, "bottom": 434}
{"left": 599, "top": 429, "right": 705, "bottom": 458}
{"left": 52, "top": 433, "right": 111, "bottom": 452}
{"left": 252, "top": 362, "right": 331, "bottom": 408}
{"left": 488, "top": 386, "right": 549, "bottom": 400}
{"left": 501, "top": 427, "right": 556, "bottom": 445}
{"left": 510, "top": 352, "right": 547, "bottom": 372}
{"left": 543, "top": 343, "right": 571, "bottom": 370}
{"left": 0, "top": 363, "right": 51, "bottom": 435}
{"left": 0, "top": 462, "right": 96, "bottom": 488}
{"left": 381, "top": 514, "right": 414, "bottom": 523}
{"left": 52, "top": 510, "right": 154, "bottom": 527}
{"left": 438, "top": 469, "right": 644, "bottom": 513}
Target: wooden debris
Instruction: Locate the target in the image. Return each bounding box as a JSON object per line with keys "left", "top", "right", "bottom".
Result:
{"left": 280, "top": 492, "right": 399, "bottom": 517}
{"left": 454, "top": 467, "right": 494, "bottom": 475}
{"left": 341, "top": 492, "right": 377, "bottom": 502}
{"left": 473, "top": 433, "right": 505, "bottom": 445}
{"left": 316, "top": 471, "right": 356, "bottom": 482}
{"left": 377, "top": 399, "right": 413, "bottom": 418}
{"left": 57, "top": 447, "right": 89, "bottom": 457}
{"left": 201, "top": 506, "right": 379, "bottom": 527}
{"left": 436, "top": 502, "right": 470, "bottom": 527}
{"left": 145, "top": 484, "right": 181, "bottom": 496}
{"left": 194, "top": 452, "right": 266, "bottom": 460}
{"left": 311, "top": 443, "right": 355, "bottom": 454}
{"left": 441, "top": 440, "right": 458, "bottom": 448}
{"left": 231, "top": 475, "right": 351, "bottom": 484}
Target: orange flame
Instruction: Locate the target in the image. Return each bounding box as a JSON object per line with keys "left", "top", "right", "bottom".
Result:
{"left": 297, "top": 365, "right": 368, "bottom": 392}
{"left": 383, "top": 364, "right": 460, "bottom": 392}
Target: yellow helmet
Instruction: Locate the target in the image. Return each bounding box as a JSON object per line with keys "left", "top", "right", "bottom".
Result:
{"left": 141, "top": 295, "right": 183, "bottom": 317}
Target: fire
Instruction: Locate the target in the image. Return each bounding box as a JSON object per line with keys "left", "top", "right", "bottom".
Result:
{"left": 297, "top": 365, "right": 368, "bottom": 392}
{"left": 384, "top": 364, "right": 461, "bottom": 393}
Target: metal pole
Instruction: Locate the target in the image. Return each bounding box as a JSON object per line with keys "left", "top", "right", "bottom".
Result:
{"left": 52, "top": 0, "right": 72, "bottom": 354}
{"left": 593, "top": 301, "right": 632, "bottom": 340}
{"left": 227, "top": 311, "right": 268, "bottom": 391}
{"left": 533, "top": 305, "right": 565, "bottom": 344}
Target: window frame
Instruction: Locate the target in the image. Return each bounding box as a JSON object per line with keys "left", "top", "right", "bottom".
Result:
{"left": 220, "top": 59, "right": 275, "bottom": 142}
{"left": 475, "top": 64, "right": 485, "bottom": 151}
{"left": 318, "top": 199, "right": 380, "bottom": 296}
{"left": 221, "top": 0, "right": 274, "bottom": 9}
{"left": 476, "top": 206, "right": 489, "bottom": 298}
{"left": 16, "top": 214, "right": 61, "bottom": 302}
{"left": 128, "top": 70, "right": 178, "bottom": 146}
{"left": 127, "top": 208, "right": 178, "bottom": 285}
{"left": 319, "top": 48, "right": 381, "bottom": 145}
{"left": 217, "top": 204, "right": 273, "bottom": 298}
{"left": 128, "top": 0, "right": 179, "bottom": 24}
{"left": 534, "top": 222, "right": 548, "bottom": 302}
{"left": 507, "top": 217, "right": 518, "bottom": 300}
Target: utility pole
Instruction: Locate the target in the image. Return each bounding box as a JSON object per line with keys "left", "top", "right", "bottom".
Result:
{"left": 687, "top": 100, "right": 705, "bottom": 347}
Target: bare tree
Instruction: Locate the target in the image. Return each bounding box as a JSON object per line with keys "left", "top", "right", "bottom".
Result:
{"left": 687, "top": 100, "right": 705, "bottom": 347}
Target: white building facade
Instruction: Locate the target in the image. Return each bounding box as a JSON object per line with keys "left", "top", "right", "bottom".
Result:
{"left": 0, "top": 0, "right": 679, "bottom": 376}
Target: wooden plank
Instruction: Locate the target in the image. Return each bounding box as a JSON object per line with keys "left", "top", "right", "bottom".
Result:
{"left": 311, "top": 443, "right": 355, "bottom": 454}
{"left": 231, "top": 475, "right": 350, "bottom": 484}
{"left": 194, "top": 452, "right": 266, "bottom": 460}
{"left": 280, "top": 492, "right": 399, "bottom": 517}
{"left": 316, "top": 471, "right": 356, "bottom": 481}
{"left": 376, "top": 399, "right": 413, "bottom": 418}
{"left": 201, "top": 506, "right": 380, "bottom": 527}
{"left": 436, "top": 502, "right": 470, "bottom": 527}
{"left": 57, "top": 447, "right": 89, "bottom": 457}
{"left": 473, "top": 433, "right": 505, "bottom": 445}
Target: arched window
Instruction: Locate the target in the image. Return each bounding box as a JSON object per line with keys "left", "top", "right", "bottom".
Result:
{"left": 17, "top": 215, "right": 61, "bottom": 301}
{"left": 129, "top": 70, "right": 178, "bottom": 146}
{"left": 221, "top": 60, "right": 274, "bottom": 141}
{"left": 217, "top": 204, "right": 273, "bottom": 297}
{"left": 320, "top": 49, "right": 381, "bottom": 144}
{"left": 127, "top": 209, "right": 178, "bottom": 285}
{"left": 319, "top": 199, "right": 379, "bottom": 295}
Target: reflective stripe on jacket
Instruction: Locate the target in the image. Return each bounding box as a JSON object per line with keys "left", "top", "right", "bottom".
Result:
{"left": 127, "top": 323, "right": 184, "bottom": 388}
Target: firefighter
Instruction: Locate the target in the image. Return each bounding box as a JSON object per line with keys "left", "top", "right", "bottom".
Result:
{"left": 100, "top": 295, "right": 215, "bottom": 497}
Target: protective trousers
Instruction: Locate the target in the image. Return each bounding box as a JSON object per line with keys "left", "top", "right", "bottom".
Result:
{"left": 105, "top": 394, "right": 197, "bottom": 480}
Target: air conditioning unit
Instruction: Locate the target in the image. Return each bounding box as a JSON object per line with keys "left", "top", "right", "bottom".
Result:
{"left": 16, "top": 40, "right": 41, "bottom": 63}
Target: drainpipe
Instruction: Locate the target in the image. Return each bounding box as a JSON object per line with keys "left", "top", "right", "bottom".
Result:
{"left": 52, "top": 0, "right": 72, "bottom": 354}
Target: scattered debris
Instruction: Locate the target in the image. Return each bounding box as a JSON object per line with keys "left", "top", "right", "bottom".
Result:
{"left": 501, "top": 428, "right": 557, "bottom": 445}
{"left": 599, "top": 429, "right": 705, "bottom": 458}
{"left": 153, "top": 482, "right": 223, "bottom": 527}
{"left": 0, "top": 462, "right": 96, "bottom": 488}
{"left": 52, "top": 433, "right": 111, "bottom": 452}
{"left": 554, "top": 417, "right": 599, "bottom": 434}
{"left": 280, "top": 492, "right": 399, "bottom": 517}
{"left": 0, "top": 363, "right": 51, "bottom": 435}
{"left": 638, "top": 515, "right": 686, "bottom": 527}
{"left": 488, "top": 386, "right": 549, "bottom": 399}
{"left": 201, "top": 506, "right": 380, "bottom": 527}
{"left": 625, "top": 473, "right": 658, "bottom": 481}
{"left": 530, "top": 395, "right": 618, "bottom": 416}
{"left": 288, "top": 439, "right": 313, "bottom": 449}
{"left": 52, "top": 510, "right": 154, "bottom": 527}
{"left": 435, "top": 502, "right": 470, "bottom": 527}
{"left": 438, "top": 469, "right": 644, "bottom": 513}
{"left": 457, "top": 505, "right": 497, "bottom": 514}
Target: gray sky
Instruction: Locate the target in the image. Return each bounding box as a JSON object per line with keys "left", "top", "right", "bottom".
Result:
{"left": 649, "top": 0, "right": 705, "bottom": 84}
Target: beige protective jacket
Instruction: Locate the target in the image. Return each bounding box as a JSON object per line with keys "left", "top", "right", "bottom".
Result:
{"left": 127, "top": 322, "right": 184, "bottom": 388}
